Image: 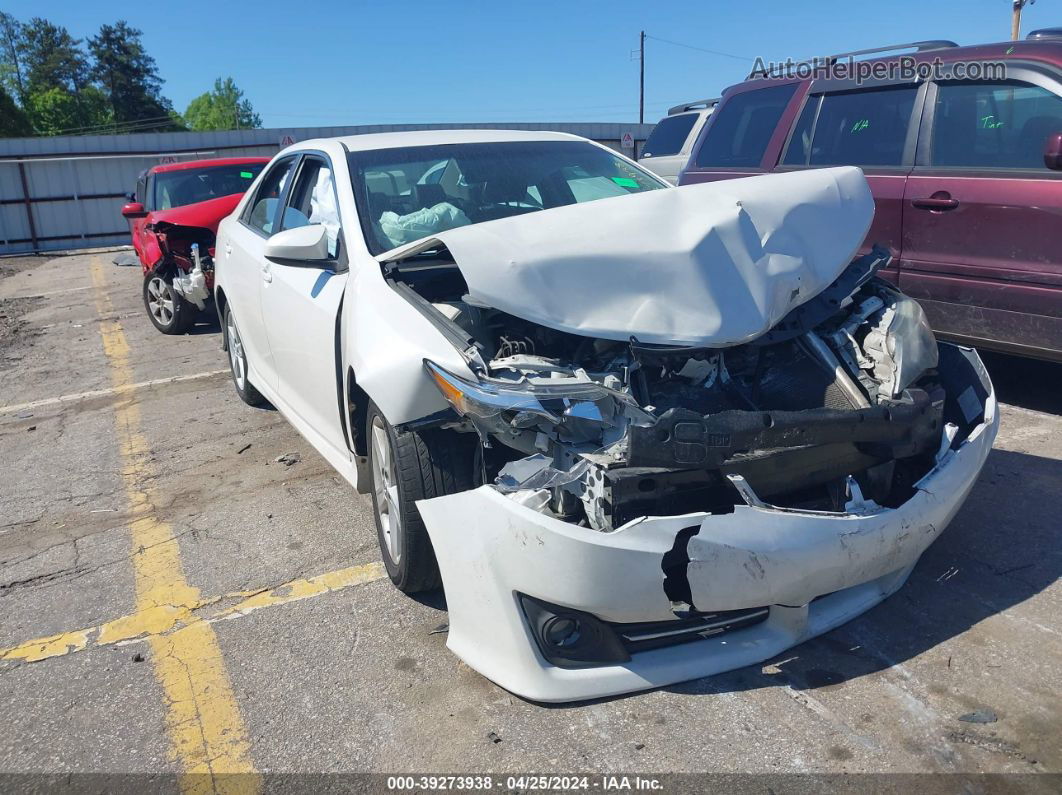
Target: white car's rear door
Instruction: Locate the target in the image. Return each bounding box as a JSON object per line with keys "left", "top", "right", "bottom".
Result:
{"left": 259, "top": 153, "right": 350, "bottom": 459}
{"left": 222, "top": 156, "right": 299, "bottom": 391}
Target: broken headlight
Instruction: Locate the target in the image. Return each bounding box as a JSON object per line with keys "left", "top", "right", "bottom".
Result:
{"left": 424, "top": 359, "right": 646, "bottom": 435}
{"left": 864, "top": 292, "right": 939, "bottom": 398}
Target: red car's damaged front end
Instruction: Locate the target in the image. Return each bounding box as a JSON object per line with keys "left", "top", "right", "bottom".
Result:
{"left": 122, "top": 157, "right": 268, "bottom": 334}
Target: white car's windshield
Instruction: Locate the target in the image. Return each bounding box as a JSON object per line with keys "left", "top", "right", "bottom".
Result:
{"left": 347, "top": 140, "right": 668, "bottom": 255}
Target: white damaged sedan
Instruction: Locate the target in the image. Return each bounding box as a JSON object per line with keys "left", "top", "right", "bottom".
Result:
{"left": 214, "top": 130, "right": 997, "bottom": 702}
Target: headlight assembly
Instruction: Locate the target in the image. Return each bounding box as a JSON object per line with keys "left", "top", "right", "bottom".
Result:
{"left": 424, "top": 359, "right": 649, "bottom": 436}
{"left": 864, "top": 292, "right": 939, "bottom": 398}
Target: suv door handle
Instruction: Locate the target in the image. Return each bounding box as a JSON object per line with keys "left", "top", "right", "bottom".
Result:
{"left": 224, "top": 244, "right": 232, "bottom": 256}
{"left": 911, "top": 196, "right": 959, "bottom": 211}
{"left": 261, "top": 263, "right": 272, "bottom": 283}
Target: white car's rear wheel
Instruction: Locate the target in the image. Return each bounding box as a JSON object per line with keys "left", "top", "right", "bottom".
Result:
{"left": 224, "top": 305, "right": 265, "bottom": 407}
{"left": 366, "top": 401, "right": 476, "bottom": 594}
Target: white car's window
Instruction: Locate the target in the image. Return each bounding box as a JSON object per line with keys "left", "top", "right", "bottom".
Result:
{"left": 349, "top": 140, "right": 667, "bottom": 255}
{"left": 280, "top": 158, "right": 342, "bottom": 258}
{"left": 245, "top": 158, "right": 296, "bottom": 236}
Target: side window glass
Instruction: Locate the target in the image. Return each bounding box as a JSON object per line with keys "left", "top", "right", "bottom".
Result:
{"left": 782, "top": 96, "right": 820, "bottom": 165}
{"left": 694, "top": 84, "right": 796, "bottom": 168}
{"left": 801, "top": 87, "right": 917, "bottom": 167}
{"left": 245, "top": 158, "right": 296, "bottom": 235}
{"left": 643, "top": 113, "right": 698, "bottom": 157}
{"left": 931, "top": 80, "right": 1062, "bottom": 169}
{"left": 280, "top": 158, "right": 341, "bottom": 258}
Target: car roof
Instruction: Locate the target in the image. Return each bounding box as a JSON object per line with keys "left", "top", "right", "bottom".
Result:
{"left": 150, "top": 156, "right": 271, "bottom": 174}
{"left": 289, "top": 128, "right": 587, "bottom": 155}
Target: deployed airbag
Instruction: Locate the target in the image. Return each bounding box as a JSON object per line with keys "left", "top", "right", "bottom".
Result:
{"left": 419, "top": 167, "right": 873, "bottom": 347}
{"left": 380, "top": 202, "right": 471, "bottom": 248}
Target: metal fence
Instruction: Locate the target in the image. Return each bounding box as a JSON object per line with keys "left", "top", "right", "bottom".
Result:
{"left": 0, "top": 123, "right": 653, "bottom": 255}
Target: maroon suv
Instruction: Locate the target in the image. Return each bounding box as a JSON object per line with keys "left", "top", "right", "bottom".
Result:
{"left": 681, "top": 35, "right": 1062, "bottom": 362}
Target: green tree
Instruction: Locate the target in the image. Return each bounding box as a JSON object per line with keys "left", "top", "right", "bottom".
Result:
{"left": 184, "top": 77, "right": 261, "bottom": 131}
{"left": 27, "top": 85, "right": 111, "bottom": 135}
{"left": 19, "top": 17, "right": 112, "bottom": 135}
{"left": 0, "top": 83, "right": 32, "bottom": 136}
{"left": 0, "top": 12, "right": 28, "bottom": 104}
{"left": 23, "top": 17, "right": 90, "bottom": 95}
{"left": 89, "top": 21, "right": 183, "bottom": 131}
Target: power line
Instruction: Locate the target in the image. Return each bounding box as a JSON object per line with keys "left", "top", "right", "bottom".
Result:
{"left": 50, "top": 114, "right": 176, "bottom": 135}
{"left": 645, "top": 34, "right": 752, "bottom": 63}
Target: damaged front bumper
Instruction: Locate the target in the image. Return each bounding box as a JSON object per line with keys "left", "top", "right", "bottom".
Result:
{"left": 418, "top": 345, "right": 998, "bottom": 703}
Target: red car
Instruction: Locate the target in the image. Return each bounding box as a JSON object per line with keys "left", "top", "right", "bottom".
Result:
{"left": 122, "top": 157, "right": 269, "bottom": 334}
{"left": 681, "top": 34, "right": 1062, "bottom": 362}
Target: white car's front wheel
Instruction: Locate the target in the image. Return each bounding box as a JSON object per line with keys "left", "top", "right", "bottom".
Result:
{"left": 366, "top": 401, "right": 475, "bottom": 594}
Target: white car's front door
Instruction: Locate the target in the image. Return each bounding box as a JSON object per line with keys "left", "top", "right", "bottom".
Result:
{"left": 223, "top": 156, "right": 299, "bottom": 392}
{"left": 259, "top": 154, "right": 351, "bottom": 461}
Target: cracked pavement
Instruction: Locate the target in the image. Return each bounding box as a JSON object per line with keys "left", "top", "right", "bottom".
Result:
{"left": 0, "top": 251, "right": 1059, "bottom": 780}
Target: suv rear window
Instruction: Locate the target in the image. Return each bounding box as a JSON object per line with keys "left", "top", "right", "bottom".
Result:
{"left": 783, "top": 86, "right": 917, "bottom": 167}
{"left": 694, "top": 84, "right": 796, "bottom": 168}
{"left": 642, "top": 114, "right": 698, "bottom": 157}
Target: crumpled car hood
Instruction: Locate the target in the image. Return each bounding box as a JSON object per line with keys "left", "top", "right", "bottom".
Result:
{"left": 393, "top": 166, "right": 873, "bottom": 347}
{"left": 146, "top": 192, "right": 243, "bottom": 233}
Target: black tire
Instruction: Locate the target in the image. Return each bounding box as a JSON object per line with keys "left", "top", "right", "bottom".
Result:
{"left": 143, "top": 272, "right": 193, "bottom": 335}
{"left": 224, "top": 304, "right": 266, "bottom": 407}
{"left": 366, "top": 401, "right": 476, "bottom": 593}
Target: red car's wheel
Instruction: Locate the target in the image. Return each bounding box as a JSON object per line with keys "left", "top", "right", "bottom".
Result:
{"left": 142, "top": 273, "right": 193, "bottom": 335}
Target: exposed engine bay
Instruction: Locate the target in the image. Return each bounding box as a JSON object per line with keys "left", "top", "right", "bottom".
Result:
{"left": 147, "top": 221, "right": 215, "bottom": 310}
{"left": 387, "top": 245, "right": 966, "bottom": 533}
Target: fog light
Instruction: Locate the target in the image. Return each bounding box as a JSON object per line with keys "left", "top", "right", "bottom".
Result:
{"left": 543, "top": 616, "right": 581, "bottom": 648}
{"left": 519, "top": 594, "right": 629, "bottom": 668}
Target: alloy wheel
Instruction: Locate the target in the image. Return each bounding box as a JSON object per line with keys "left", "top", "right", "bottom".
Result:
{"left": 371, "top": 416, "right": 402, "bottom": 564}
{"left": 226, "top": 313, "right": 247, "bottom": 389}
{"left": 146, "top": 276, "right": 175, "bottom": 326}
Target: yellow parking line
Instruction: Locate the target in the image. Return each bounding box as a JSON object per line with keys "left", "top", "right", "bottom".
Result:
{"left": 88, "top": 257, "right": 257, "bottom": 793}
{"left": 0, "top": 562, "right": 386, "bottom": 664}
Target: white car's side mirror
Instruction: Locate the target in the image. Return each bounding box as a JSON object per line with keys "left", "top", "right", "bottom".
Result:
{"left": 263, "top": 225, "right": 330, "bottom": 262}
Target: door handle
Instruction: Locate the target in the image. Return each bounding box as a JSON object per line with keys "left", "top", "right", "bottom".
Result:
{"left": 911, "top": 196, "right": 959, "bottom": 211}
{"left": 261, "top": 264, "right": 272, "bottom": 283}
{"left": 224, "top": 244, "right": 232, "bottom": 256}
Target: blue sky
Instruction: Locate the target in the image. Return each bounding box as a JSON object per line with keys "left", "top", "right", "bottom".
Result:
{"left": 5, "top": 1, "right": 1052, "bottom": 127}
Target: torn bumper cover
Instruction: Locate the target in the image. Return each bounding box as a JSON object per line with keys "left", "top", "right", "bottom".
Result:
{"left": 418, "top": 346, "right": 996, "bottom": 703}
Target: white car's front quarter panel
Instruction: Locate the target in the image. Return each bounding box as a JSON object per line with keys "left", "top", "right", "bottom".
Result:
{"left": 342, "top": 258, "right": 476, "bottom": 428}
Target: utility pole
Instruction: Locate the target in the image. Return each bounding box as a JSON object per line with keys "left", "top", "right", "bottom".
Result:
{"left": 639, "top": 30, "right": 645, "bottom": 124}
{"left": 1012, "top": 0, "right": 1034, "bottom": 40}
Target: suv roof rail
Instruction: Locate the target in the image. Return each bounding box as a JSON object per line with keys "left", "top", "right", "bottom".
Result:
{"left": 667, "top": 98, "right": 720, "bottom": 116}
{"left": 1027, "top": 27, "right": 1062, "bottom": 40}
{"left": 748, "top": 39, "right": 959, "bottom": 79}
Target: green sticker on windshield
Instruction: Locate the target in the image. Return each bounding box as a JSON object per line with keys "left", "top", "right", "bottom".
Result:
{"left": 240, "top": 171, "right": 254, "bottom": 178}
{"left": 611, "top": 177, "right": 639, "bottom": 188}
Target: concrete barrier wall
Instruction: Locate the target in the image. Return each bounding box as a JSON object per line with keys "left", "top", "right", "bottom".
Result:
{"left": 0, "top": 123, "right": 653, "bottom": 255}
